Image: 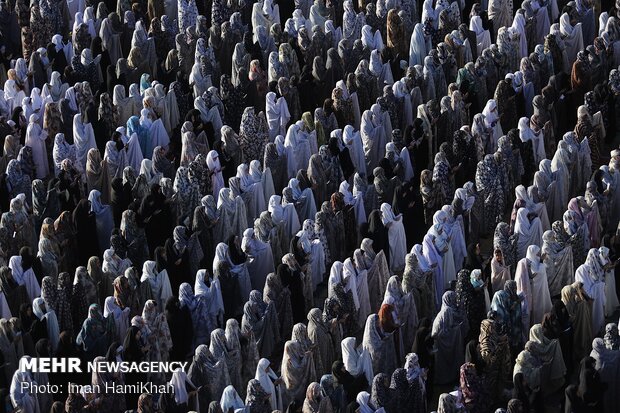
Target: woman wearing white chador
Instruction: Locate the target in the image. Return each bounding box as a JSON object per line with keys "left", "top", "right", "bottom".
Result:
{"left": 482, "top": 100, "right": 503, "bottom": 152}
{"left": 140, "top": 108, "right": 170, "bottom": 152}
{"left": 251, "top": 0, "right": 280, "bottom": 42}
{"left": 206, "top": 150, "right": 225, "bottom": 198}
{"left": 220, "top": 385, "right": 244, "bottom": 413}
{"left": 518, "top": 117, "right": 546, "bottom": 165}
{"left": 8, "top": 255, "right": 41, "bottom": 301}
{"left": 340, "top": 181, "right": 366, "bottom": 226}
{"left": 284, "top": 121, "right": 312, "bottom": 173}
{"left": 141, "top": 260, "right": 174, "bottom": 308}
{"left": 10, "top": 357, "right": 41, "bottom": 413}
{"left": 328, "top": 261, "right": 360, "bottom": 314}
{"left": 361, "top": 105, "right": 391, "bottom": 172}
{"left": 559, "top": 13, "right": 584, "bottom": 66}
{"left": 343, "top": 125, "right": 366, "bottom": 178}
{"left": 25, "top": 114, "right": 49, "bottom": 179}
{"left": 385, "top": 142, "right": 414, "bottom": 182}
{"left": 249, "top": 160, "right": 276, "bottom": 215}
{"left": 361, "top": 25, "right": 384, "bottom": 51}
{"left": 242, "top": 228, "right": 275, "bottom": 292}
{"left": 194, "top": 269, "right": 224, "bottom": 328}
{"left": 341, "top": 337, "right": 374, "bottom": 384}
{"left": 441, "top": 205, "right": 467, "bottom": 273}
{"left": 285, "top": 178, "right": 316, "bottom": 222}
{"left": 381, "top": 203, "right": 406, "bottom": 273}
{"left": 298, "top": 219, "right": 326, "bottom": 290}
{"left": 268, "top": 195, "right": 301, "bottom": 248}
{"left": 73, "top": 113, "right": 97, "bottom": 171}
{"left": 255, "top": 358, "right": 284, "bottom": 411}
{"left": 234, "top": 163, "right": 266, "bottom": 223}
{"left": 384, "top": 275, "right": 418, "bottom": 351}
{"left": 534, "top": 159, "right": 563, "bottom": 223}
{"left": 266, "top": 92, "right": 290, "bottom": 140}
{"left": 103, "top": 296, "right": 130, "bottom": 343}
{"left": 514, "top": 184, "right": 550, "bottom": 231}
{"left": 409, "top": 23, "right": 429, "bottom": 66}
{"left": 213, "top": 242, "right": 252, "bottom": 303}
{"left": 575, "top": 248, "right": 607, "bottom": 335}
{"left": 512, "top": 12, "right": 528, "bottom": 59}
{"left": 369, "top": 50, "right": 394, "bottom": 88}
{"left": 515, "top": 245, "right": 552, "bottom": 336}
{"left": 470, "top": 16, "right": 491, "bottom": 56}
{"left": 514, "top": 207, "right": 543, "bottom": 260}
{"left": 599, "top": 247, "right": 619, "bottom": 318}
{"left": 424, "top": 210, "right": 456, "bottom": 307}
{"left": 348, "top": 251, "right": 372, "bottom": 326}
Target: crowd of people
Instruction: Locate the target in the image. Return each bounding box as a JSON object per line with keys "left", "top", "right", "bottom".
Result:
{"left": 0, "top": 0, "right": 619, "bottom": 411}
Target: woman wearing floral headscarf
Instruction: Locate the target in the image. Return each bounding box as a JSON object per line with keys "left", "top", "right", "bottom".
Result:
{"left": 4, "top": 160, "right": 31, "bottom": 202}
{"left": 490, "top": 280, "right": 523, "bottom": 355}
{"left": 241, "top": 290, "right": 280, "bottom": 359}
{"left": 76, "top": 303, "right": 113, "bottom": 359}
{"left": 142, "top": 299, "right": 172, "bottom": 368}
{"left": 575, "top": 248, "right": 607, "bottom": 335}
{"left": 281, "top": 323, "right": 317, "bottom": 405}
{"left": 240, "top": 107, "right": 269, "bottom": 164}
{"left": 1, "top": 196, "right": 36, "bottom": 255}
{"left": 431, "top": 291, "right": 467, "bottom": 384}
{"left": 262, "top": 265, "right": 293, "bottom": 336}
{"left": 164, "top": 225, "right": 203, "bottom": 292}
{"left": 187, "top": 344, "right": 229, "bottom": 407}
{"left": 179, "top": 279, "right": 210, "bottom": 344}
{"left": 119, "top": 210, "right": 148, "bottom": 267}
{"left": 102, "top": 295, "right": 129, "bottom": 345}
{"left": 24, "top": 114, "right": 48, "bottom": 180}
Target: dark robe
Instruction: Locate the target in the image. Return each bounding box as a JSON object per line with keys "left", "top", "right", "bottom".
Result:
{"left": 47, "top": 43, "right": 68, "bottom": 74}
{"left": 365, "top": 209, "right": 390, "bottom": 265}
{"left": 164, "top": 297, "right": 194, "bottom": 361}
{"left": 411, "top": 318, "right": 434, "bottom": 402}
{"left": 277, "top": 264, "right": 306, "bottom": 324}
{"left": 393, "top": 182, "right": 423, "bottom": 249}
{"left": 215, "top": 259, "right": 244, "bottom": 320}
{"left": 164, "top": 237, "right": 192, "bottom": 293}
{"left": 122, "top": 326, "right": 147, "bottom": 408}
{"left": 72, "top": 199, "right": 100, "bottom": 263}
{"left": 138, "top": 184, "right": 173, "bottom": 256}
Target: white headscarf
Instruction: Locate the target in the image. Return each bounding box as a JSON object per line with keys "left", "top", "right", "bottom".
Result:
{"left": 169, "top": 368, "right": 194, "bottom": 404}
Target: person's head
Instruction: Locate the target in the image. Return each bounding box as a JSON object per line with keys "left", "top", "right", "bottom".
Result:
{"left": 137, "top": 393, "right": 153, "bottom": 413}
{"left": 323, "top": 98, "right": 333, "bottom": 113}
{"left": 21, "top": 303, "right": 32, "bottom": 317}
{"left": 494, "top": 248, "right": 503, "bottom": 263}
{"left": 155, "top": 246, "right": 167, "bottom": 263}
{"left": 20, "top": 247, "right": 33, "bottom": 269}
{"left": 59, "top": 330, "right": 73, "bottom": 346}
{"left": 332, "top": 360, "right": 346, "bottom": 376}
